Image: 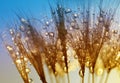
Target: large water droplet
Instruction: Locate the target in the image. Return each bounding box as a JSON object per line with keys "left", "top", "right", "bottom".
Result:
{"left": 29, "top": 78, "right": 33, "bottom": 83}
{"left": 26, "top": 68, "right": 31, "bottom": 73}
{"left": 79, "top": 69, "right": 84, "bottom": 77}
{"left": 95, "top": 68, "right": 104, "bottom": 76}
{"left": 65, "top": 8, "right": 72, "bottom": 14}
{"left": 46, "top": 21, "right": 49, "bottom": 26}
{"left": 16, "top": 52, "right": 20, "bottom": 56}
{"left": 21, "top": 18, "right": 28, "bottom": 24}
{"left": 24, "top": 57, "right": 28, "bottom": 62}
{"left": 73, "top": 13, "right": 78, "bottom": 18}
{"left": 49, "top": 32, "right": 54, "bottom": 37}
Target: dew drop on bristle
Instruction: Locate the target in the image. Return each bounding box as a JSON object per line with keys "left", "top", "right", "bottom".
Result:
{"left": 27, "top": 30, "right": 31, "bottom": 35}
{"left": 16, "top": 32, "right": 21, "bottom": 39}
{"left": 73, "top": 13, "right": 78, "bottom": 18}
{"left": 49, "top": 32, "right": 54, "bottom": 37}
{"left": 16, "top": 59, "right": 22, "bottom": 64}
{"left": 79, "top": 69, "right": 84, "bottom": 77}
{"left": 9, "top": 29, "right": 14, "bottom": 35}
{"left": 45, "top": 32, "right": 48, "bottom": 36}
{"left": 99, "top": 17, "right": 103, "bottom": 22}
{"left": 21, "top": 18, "right": 28, "bottom": 24}
{"left": 6, "top": 45, "right": 13, "bottom": 51}
{"left": 65, "top": 8, "right": 72, "bottom": 14}
{"left": 26, "top": 68, "right": 31, "bottom": 73}
{"left": 20, "top": 25, "right": 26, "bottom": 32}
{"left": 11, "top": 37, "right": 14, "bottom": 41}
{"left": 46, "top": 21, "right": 49, "bottom": 26}
{"left": 16, "top": 52, "right": 20, "bottom": 56}
{"left": 29, "top": 78, "right": 33, "bottom": 83}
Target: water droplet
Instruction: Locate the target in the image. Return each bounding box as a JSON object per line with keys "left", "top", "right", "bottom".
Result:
{"left": 96, "top": 68, "right": 103, "bottom": 76}
{"left": 24, "top": 57, "right": 28, "bottom": 62}
{"left": 62, "top": 56, "right": 65, "bottom": 61}
{"left": 45, "top": 32, "right": 48, "bottom": 36}
{"left": 16, "top": 52, "right": 19, "bottom": 56}
{"left": 21, "top": 18, "right": 28, "bottom": 24}
{"left": 6, "top": 45, "right": 13, "bottom": 51}
{"left": 69, "top": 27, "right": 73, "bottom": 30}
{"left": 65, "top": 8, "right": 72, "bottom": 14}
{"left": 16, "top": 59, "right": 21, "bottom": 64}
{"left": 71, "top": 22, "right": 75, "bottom": 27}
{"left": 73, "top": 13, "right": 78, "bottom": 18}
{"left": 49, "top": 32, "right": 54, "bottom": 37}
{"left": 46, "top": 21, "right": 49, "bottom": 26}
{"left": 90, "top": 66, "right": 94, "bottom": 73}
{"left": 99, "top": 17, "right": 103, "bottom": 22}
{"left": 29, "top": 78, "right": 33, "bottom": 83}
{"left": 9, "top": 29, "right": 14, "bottom": 35}
{"left": 64, "top": 67, "right": 67, "bottom": 72}
{"left": 79, "top": 69, "right": 84, "bottom": 77}
{"left": 48, "top": 65, "right": 51, "bottom": 69}
{"left": 55, "top": 71, "right": 58, "bottom": 76}
{"left": 85, "top": 61, "right": 90, "bottom": 67}
{"left": 27, "top": 30, "right": 31, "bottom": 35}
{"left": 74, "top": 55, "right": 78, "bottom": 59}
{"left": 11, "top": 37, "right": 14, "bottom": 41}
{"left": 115, "top": 52, "right": 120, "bottom": 60}
{"left": 112, "top": 30, "right": 118, "bottom": 34}
{"left": 16, "top": 32, "right": 21, "bottom": 39}
{"left": 20, "top": 25, "right": 25, "bottom": 32}
{"left": 50, "top": 19, "right": 53, "bottom": 22}
{"left": 26, "top": 68, "right": 31, "bottom": 73}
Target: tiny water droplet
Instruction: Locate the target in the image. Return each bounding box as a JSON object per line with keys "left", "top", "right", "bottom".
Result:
{"left": 11, "top": 37, "right": 14, "bottom": 41}
{"left": 73, "top": 13, "right": 78, "bottom": 18}
{"left": 21, "top": 18, "right": 28, "bottom": 24}
{"left": 79, "top": 69, "right": 84, "bottom": 77}
{"left": 26, "top": 68, "right": 31, "bottom": 73}
{"left": 20, "top": 25, "right": 25, "bottom": 32}
{"left": 16, "top": 52, "right": 19, "bottom": 56}
{"left": 99, "top": 17, "right": 103, "bottom": 22}
{"left": 29, "top": 78, "right": 33, "bottom": 83}
{"left": 16, "top": 59, "right": 21, "bottom": 64}
{"left": 64, "top": 67, "right": 67, "bottom": 72}
{"left": 112, "top": 30, "right": 118, "bottom": 34}
{"left": 71, "top": 22, "right": 75, "bottom": 27}
{"left": 90, "top": 66, "right": 94, "bottom": 73}
{"left": 65, "top": 8, "right": 72, "bottom": 14}
{"left": 6, "top": 45, "right": 13, "bottom": 51}
{"left": 46, "top": 21, "right": 49, "bottom": 26}
{"left": 16, "top": 32, "right": 21, "bottom": 39}
{"left": 24, "top": 57, "right": 28, "bottom": 62}
{"left": 49, "top": 32, "right": 54, "bottom": 37}
{"left": 27, "top": 30, "right": 31, "bottom": 35}
{"left": 9, "top": 29, "right": 14, "bottom": 35}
